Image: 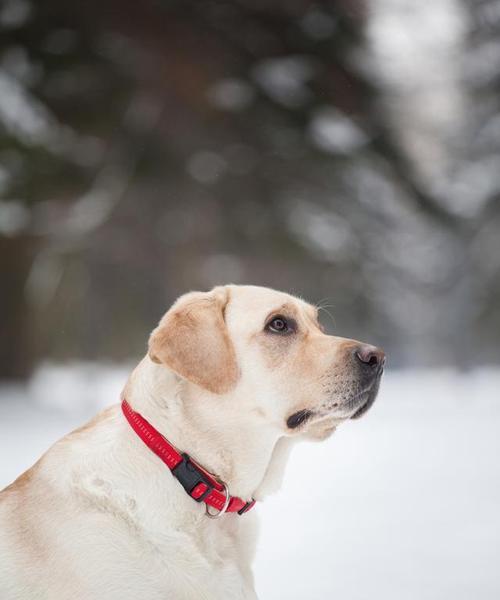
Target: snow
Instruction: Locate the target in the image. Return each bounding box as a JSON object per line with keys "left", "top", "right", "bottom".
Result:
{"left": 1, "top": 366, "right": 499, "bottom": 599}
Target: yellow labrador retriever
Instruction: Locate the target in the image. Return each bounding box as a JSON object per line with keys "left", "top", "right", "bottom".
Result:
{"left": 0, "top": 285, "right": 384, "bottom": 600}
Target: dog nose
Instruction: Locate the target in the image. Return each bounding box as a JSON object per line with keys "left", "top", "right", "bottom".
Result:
{"left": 354, "top": 345, "right": 385, "bottom": 370}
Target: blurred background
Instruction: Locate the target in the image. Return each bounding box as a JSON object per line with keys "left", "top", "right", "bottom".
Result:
{"left": 1, "top": 0, "right": 500, "bottom": 377}
{"left": 0, "top": 0, "right": 499, "bottom": 598}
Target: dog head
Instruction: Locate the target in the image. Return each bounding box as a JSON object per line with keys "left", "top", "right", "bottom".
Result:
{"left": 149, "top": 285, "right": 384, "bottom": 439}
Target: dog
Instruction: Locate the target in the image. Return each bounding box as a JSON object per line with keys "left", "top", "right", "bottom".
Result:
{"left": 0, "top": 285, "right": 384, "bottom": 599}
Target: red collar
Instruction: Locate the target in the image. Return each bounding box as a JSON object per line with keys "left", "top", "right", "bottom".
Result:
{"left": 121, "top": 400, "right": 256, "bottom": 517}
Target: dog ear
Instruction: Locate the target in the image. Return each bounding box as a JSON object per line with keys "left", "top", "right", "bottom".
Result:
{"left": 148, "top": 286, "right": 239, "bottom": 394}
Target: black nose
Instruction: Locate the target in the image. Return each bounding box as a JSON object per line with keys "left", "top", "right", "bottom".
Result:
{"left": 354, "top": 344, "right": 386, "bottom": 370}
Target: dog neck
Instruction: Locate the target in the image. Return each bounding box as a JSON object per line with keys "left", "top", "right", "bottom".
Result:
{"left": 122, "top": 356, "right": 293, "bottom": 502}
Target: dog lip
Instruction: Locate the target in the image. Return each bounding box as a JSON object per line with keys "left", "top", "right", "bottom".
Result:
{"left": 287, "top": 409, "right": 313, "bottom": 429}
{"left": 349, "top": 374, "right": 382, "bottom": 420}
{"left": 350, "top": 396, "right": 372, "bottom": 419}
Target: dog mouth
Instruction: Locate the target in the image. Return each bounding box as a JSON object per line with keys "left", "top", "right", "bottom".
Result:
{"left": 287, "top": 409, "right": 314, "bottom": 429}
{"left": 349, "top": 377, "right": 382, "bottom": 420}
{"left": 287, "top": 370, "right": 383, "bottom": 430}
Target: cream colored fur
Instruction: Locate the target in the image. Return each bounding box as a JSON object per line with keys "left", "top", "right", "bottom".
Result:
{"left": 0, "top": 284, "right": 382, "bottom": 599}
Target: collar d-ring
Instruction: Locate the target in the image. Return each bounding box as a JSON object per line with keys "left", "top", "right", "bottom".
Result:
{"left": 205, "top": 481, "right": 230, "bottom": 519}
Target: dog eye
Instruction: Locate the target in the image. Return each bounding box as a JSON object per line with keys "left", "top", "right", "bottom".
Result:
{"left": 266, "top": 316, "right": 294, "bottom": 334}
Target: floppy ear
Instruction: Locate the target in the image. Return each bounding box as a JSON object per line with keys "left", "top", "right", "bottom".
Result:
{"left": 148, "top": 287, "right": 239, "bottom": 394}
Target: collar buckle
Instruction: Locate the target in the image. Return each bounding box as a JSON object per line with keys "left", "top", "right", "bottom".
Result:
{"left": 171, "top": 452, "right": 214, "bottom": 502}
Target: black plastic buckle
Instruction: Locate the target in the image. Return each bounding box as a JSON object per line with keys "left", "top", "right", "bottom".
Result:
{"left": 171, "top": 452, "right": 213, "bottom": 502}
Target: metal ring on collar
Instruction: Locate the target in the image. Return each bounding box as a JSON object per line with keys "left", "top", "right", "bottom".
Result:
{"left": 205, "top": 482, "right": 230, "bottom": 519}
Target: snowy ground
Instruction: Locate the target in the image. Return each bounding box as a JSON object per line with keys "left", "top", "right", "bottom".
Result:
{"left": 1, "top": 365, "right": 499, "bottom": 599}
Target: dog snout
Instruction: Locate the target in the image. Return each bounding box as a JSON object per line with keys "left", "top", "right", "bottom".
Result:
{"left": 354, "top": 344, "right": 385, "bottom": 377}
